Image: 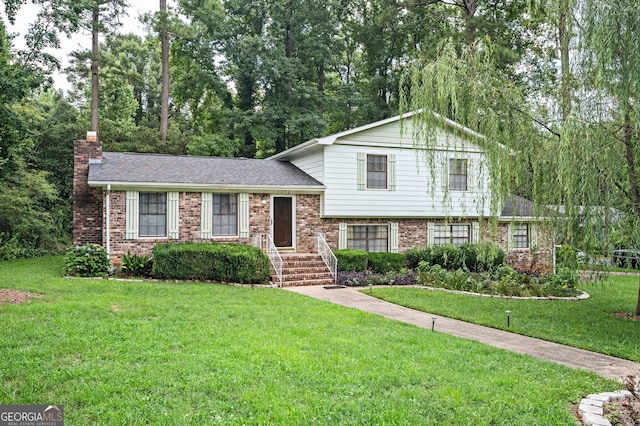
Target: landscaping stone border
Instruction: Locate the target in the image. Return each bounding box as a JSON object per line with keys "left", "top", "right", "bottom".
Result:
{"left": 413, "top": 285, "right": 590, "bottom": 301}
{"left": 579, "top": 390, "right": 633, "bottom": 426}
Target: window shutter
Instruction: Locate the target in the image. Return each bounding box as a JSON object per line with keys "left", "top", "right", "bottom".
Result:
{"left": 530, "top": 224, "right": 538, "bottom": 248}
{"left": 238, "top": 193, "right": 250, "bottom": 238}
{"left": 507, "top": 223, "right": 514, "bottom": 251}
{"left": 390, "top": 222, "right": 399, "bottom": 253}
{"left": 167, "top": 192, "right": 179, "bottom": 239}
{"left": 125, "top": 191, "right": 139, "bottom": 239}
{"left": 441, "top": 158, "right": 449, "bottom": 191}
{"left": 357, "top": 152, "right": 366, "bottom": 190}
{"left": 389, "top": 154, "right": 396, "bottom": 191}
{"left": 472, "top": 221, "right": 480, "bottom": 243}
{"left": 466, "top": 159, "right": 474, "bottom": 191}
{"left": 338, "top": 222, "right": 348, "bottom": 249}
{"left": 201, "top": 192, "right": 212, "bottom": 239}
{"left": 427, "top": 222, "right": 435, "bottom": 246}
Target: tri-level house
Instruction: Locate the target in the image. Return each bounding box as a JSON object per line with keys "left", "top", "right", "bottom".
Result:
{"left": 73, "top": 112, "right": 551, "bottom": 285}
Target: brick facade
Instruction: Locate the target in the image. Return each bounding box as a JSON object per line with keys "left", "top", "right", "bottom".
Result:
{"left": 73, "top": 139, "right": 103, "bottom": 246}
{"left": 98, "top": 190, "right": 552, "bottom": 270}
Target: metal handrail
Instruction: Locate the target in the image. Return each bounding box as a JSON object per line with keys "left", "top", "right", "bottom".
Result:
{"left": 317, "top": 233, "right": 337, "bottom": 283}
{"left": 264, "top": 234, "right": 283, "bottom": 287}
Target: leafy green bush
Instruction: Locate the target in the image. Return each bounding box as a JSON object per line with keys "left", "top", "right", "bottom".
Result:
{"left": 121, "top": 252, "right": 153, "bottom": 277}
{"left": 367, "top": 252, "right": 406, "bottom": 274}
{"left": 333, "top": 249, "right": 368, "bottom": 272}
{"left": 64, "top": 243, "right": 110, "bottom": 277}
{"left": 545, "top": 268, "right": 579, "bottom": 297}
{"left": 406, "top": 247, "right": 434, "bottom": 269}
{"left": 473, "top": 243, "right": 505, "bottom": 272}
{"left": 556, "top": 244, "right": 578, "bottom": 270}
{"left": 152, "top": 242, "right": 270, "bottom": 284}
{"left": 408, "top": 244, "right": 504, "bottom": 272}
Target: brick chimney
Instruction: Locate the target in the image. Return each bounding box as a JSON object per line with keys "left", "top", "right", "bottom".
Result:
{"left": 73, "top": 132, "right": 104, "bottom": 245}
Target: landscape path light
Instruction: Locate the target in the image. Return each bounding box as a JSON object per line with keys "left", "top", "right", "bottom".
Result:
{"left": 505, "top": 310, "right": 512, "bottom": 328}
{"left": 431, "top": 315, "right": 437, "bottom": 331}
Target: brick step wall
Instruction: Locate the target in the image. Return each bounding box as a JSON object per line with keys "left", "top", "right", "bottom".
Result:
{"left": 274, "top": 253, "right": 335, "bottom": 287}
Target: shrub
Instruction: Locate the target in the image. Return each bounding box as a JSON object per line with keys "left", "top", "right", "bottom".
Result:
{"left": 473, "top": 243, "right": 505, "bottom": 272}
{"left": 64, "top": 243, "right": 110, "bottom": 277}
{"left": 408, "top": 244, "right": 504, "bottom": 272}
{"left": 545, "top": 268, "right": 580, "bottom": 297}
{"left": 367, "top": 252, "right": 406, "bottom": 274}
{"left": 556, "top": 244, "right": 578, "bottom": 270}
{"left": 333, "top": 249, "right": 368, "bottom": 272}
{"left": 406, "top": 247, "right": 434, "bottom": 269}
{"left": 121, "top": 252, "right": 153, "bottom": 277}
{"left": 152, "top": 242, "right": 270, "bottom": 284}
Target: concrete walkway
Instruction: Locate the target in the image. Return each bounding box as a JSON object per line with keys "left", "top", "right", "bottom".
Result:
{"left": 284, "top": 285, "right": 640, "bottom": 382}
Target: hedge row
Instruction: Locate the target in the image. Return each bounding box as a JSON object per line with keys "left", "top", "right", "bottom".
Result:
{"left": 406, "top": 243, "right": 504, "bottom": 273}
{"left": 152, "top": 242, "right": 270, "bottom": 283}
{"left": 333, "top": 249, "right": 406, "bottom": 274}
{"left": 335, "top": 243, "right": 505, "bottom": 274}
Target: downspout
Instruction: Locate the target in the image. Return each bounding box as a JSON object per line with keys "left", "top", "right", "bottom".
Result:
{"left": 106, "top": 184, "right": 111, "bottom": 257}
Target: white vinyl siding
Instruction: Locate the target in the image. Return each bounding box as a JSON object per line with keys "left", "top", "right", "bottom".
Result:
{"left": 323, "top": 143, "right": 490, "bottom": 218}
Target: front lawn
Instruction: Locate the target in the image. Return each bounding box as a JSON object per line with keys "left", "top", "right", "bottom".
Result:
{"left": 370, "top": 277, "right": 640, "bottom": 362}
{"left": 0, "top": 257, "right": 618, "bottom": 425}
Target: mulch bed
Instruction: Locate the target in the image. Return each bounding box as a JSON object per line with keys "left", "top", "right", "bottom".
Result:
{"left": 603, "top": 398, "right": 640, "bottom": 426}
{"left": 0, "top": 289, "right": 42, "bottom": 304}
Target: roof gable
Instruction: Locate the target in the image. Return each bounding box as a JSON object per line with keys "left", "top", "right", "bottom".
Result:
{"left": 269, "top": 111, "right": 486, "bottom": 160}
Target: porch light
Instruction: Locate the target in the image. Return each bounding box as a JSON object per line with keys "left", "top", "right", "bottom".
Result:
{"left": 261, "top": 197, "right": 267, "bottom": 205}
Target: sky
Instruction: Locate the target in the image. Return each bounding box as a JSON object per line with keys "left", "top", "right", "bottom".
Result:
{"left": 4, "top": 0, "right": 176, "bottom": 91}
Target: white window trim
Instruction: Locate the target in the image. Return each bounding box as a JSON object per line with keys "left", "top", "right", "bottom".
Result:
{"left": 126, "top": 190, "right": 174, "bottom": 240}
{"left": 357, "top": 152, "right": 396, "bottom": 191}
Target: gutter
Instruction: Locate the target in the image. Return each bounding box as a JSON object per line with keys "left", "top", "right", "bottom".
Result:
{"left": 87, "top": 181, "right": 326, "bottom": 194}
{"left": 106, "top": 184, "right": 111, "bottom": 257}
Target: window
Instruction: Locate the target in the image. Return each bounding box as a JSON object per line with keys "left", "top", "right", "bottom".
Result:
{"left": 213, "top": 193, "right": 238, "bottom": 236}
{"left": 139, "top": 192, "right": 167, "bottom": 237}
{"left": 433, "top": 224, "right": 470, "bottom": 246}
{"left": 348, "top": 225, "right": 388, "bottom": 252}
{"left": 367, "top": 154, "right": 387, "bottom": 189}
{"left": 449, "top": 158, "right": 468, "bottom": 191}
{"left": 512, "top": 224, "right": 529, "bottom": 248}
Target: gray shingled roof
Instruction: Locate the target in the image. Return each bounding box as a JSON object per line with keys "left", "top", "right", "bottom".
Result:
{"left": 88, "top": 152, "right": 323, "bottom": 187}
{"left": 501, "top": 194, "right": 535, "bottom": 218}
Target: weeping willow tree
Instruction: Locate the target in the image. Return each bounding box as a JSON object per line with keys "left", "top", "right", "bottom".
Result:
{"left": 400, "top": 0, "right": 640, "bottom": 316}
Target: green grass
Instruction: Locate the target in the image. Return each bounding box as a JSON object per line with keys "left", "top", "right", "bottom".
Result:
{"left": 370, "top": 277, "right": 640, "bottom": 362}
{"left": 0, "top": 257, "right": 619, "bottom": 425}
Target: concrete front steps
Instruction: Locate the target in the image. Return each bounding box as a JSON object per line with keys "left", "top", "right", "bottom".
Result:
{"left": 277, "top": 252, "right": 335, "bottom": 287}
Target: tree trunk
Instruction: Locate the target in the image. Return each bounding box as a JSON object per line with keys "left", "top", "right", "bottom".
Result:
{"left": 91, "top": 3, "right": 99, "bottom": 133}
{"left": 160, "top": 0, "right": 169, "bottom": 142}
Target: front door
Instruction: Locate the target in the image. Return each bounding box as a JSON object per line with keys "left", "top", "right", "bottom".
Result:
{"left": 273, "top": 196, "right": 293, "bottom": 247}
